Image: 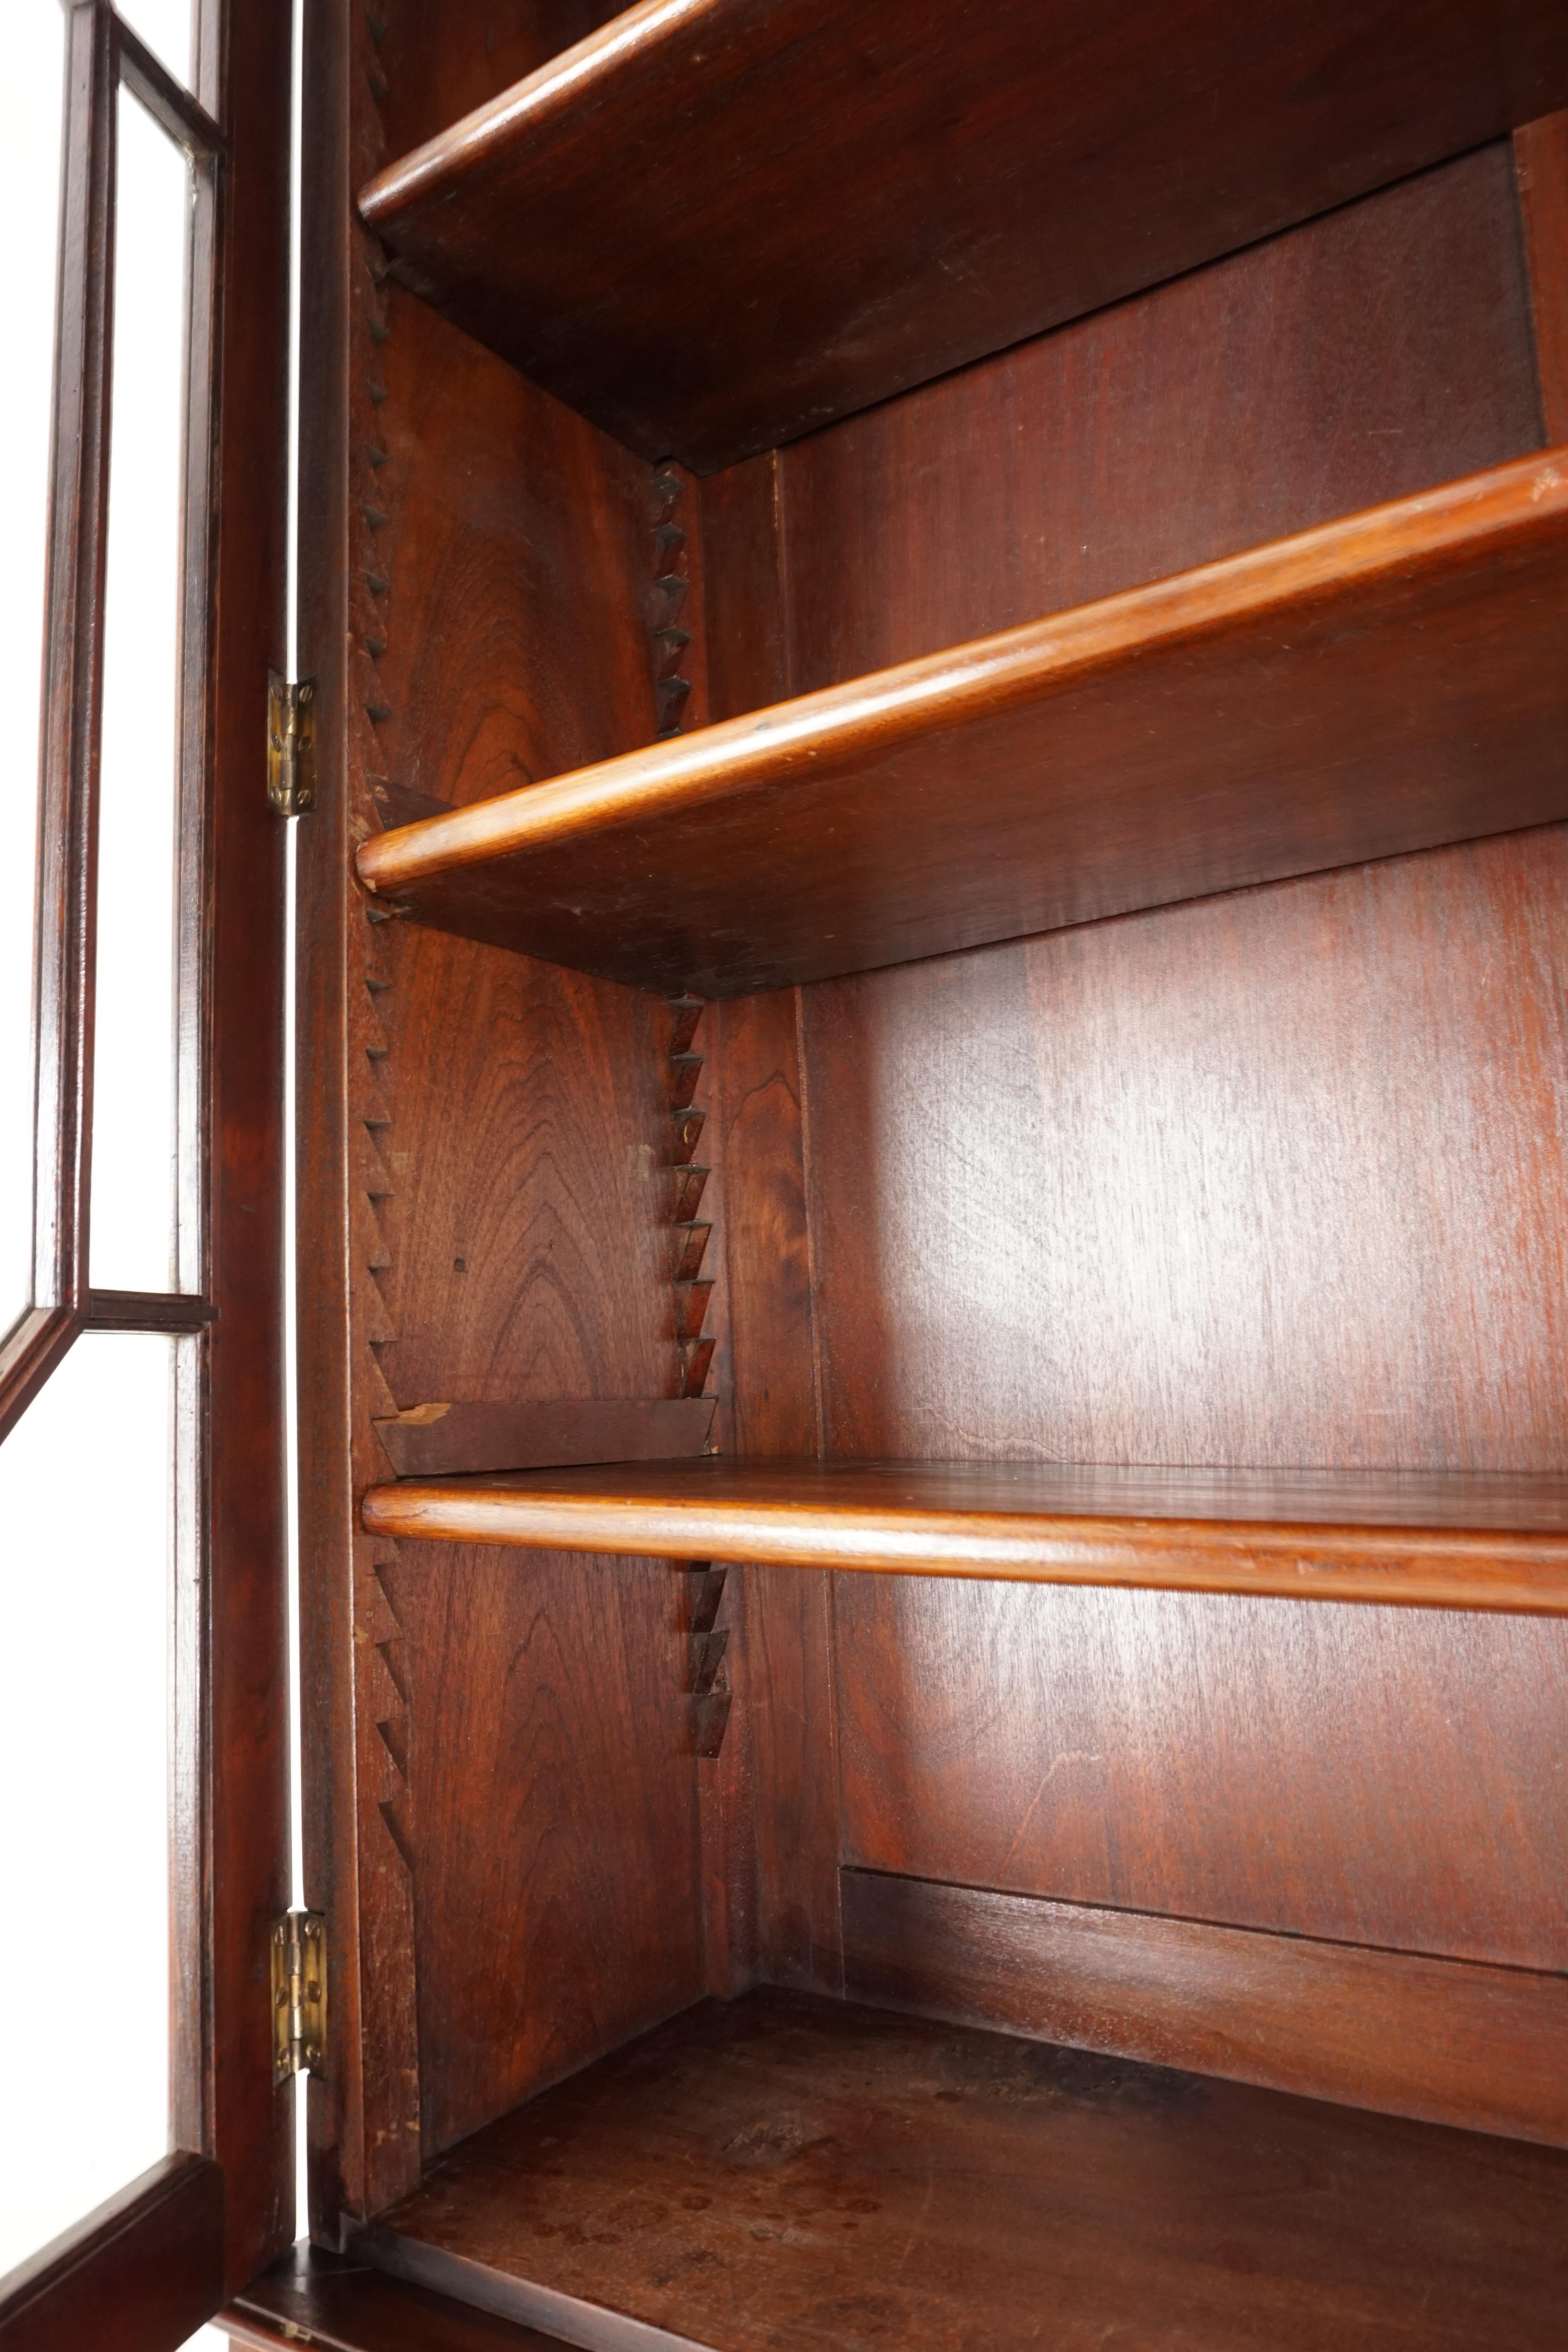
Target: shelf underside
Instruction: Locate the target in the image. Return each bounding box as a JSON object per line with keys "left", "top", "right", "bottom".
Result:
{"left": 357, "top": 1989, "right": 1568, "bottom": 2352}
{"left": 360, "top": 1457, "right": 1568, "bottom": 1612}
{"left": 357, "top": 1, "right": 1568, "bottom": 471}
{"left": 357, "top": 454, "right": 1568, "bottom": 997}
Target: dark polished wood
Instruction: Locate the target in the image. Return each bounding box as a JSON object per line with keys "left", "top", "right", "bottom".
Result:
{"left": 228, "top": 2245, "right": 572, "bottom": 2350}
{"left": 834, "top": 1574, "right": 1568, "bottom": 1971}
{"left": 301, "top": 6, "right": 692, "bottom": 2216}
{"left": 1517, "top": 109, "right": 1568, "bottom": 437}
{"left": 358, "top": 451, "right": 1568, "bottom": 996}
{"left": 229, "top": 2249, "right": 579, "bottom": 2351}
{"left": 356, "top": 0, "right": 1568, "bottom": 472}
{"left": 359, "top": 1989, "right": 1568, "bottom": 2352}
{"left": 709, "top": 990, "right": 840, "bottom": 1993}
{"left": 0, "top": 1304, "right": 79, "bottom": 1452}
{"left": 193, "top": 0, "right": 296, "bottom": 2288}
{"left": 85, "top": 1286, "right": 216, "bottom": 1332}
{"left": 363, "top": 1456, "right": 1568, "bottom": 1611}
{"left": 294, "top": 3, "right": 1568, "bottom": 2334}
{"left": 0, "top": 2154, "right": 222, "bottom": 2352}
{"left": 776, "top": 141, "right": 1542, "bottom": 690}
{"left": 373, "top": 1396, "right": 714, "bottom": 1477}
{"left": 842, "top": 1869, "right": 1568, "bottom": 2145}
{"left": 369, "top": 2, "right": 624, "bottom": 173}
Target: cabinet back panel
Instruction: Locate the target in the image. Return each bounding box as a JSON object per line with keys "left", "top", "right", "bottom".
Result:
{"left": 806, "top": 828, "right": 1568, "bottom": 1969}
{"left": 835, "top": 1580, "right": 1568, "bottom": 1970}
{"left": 804, "top": 826, "right": 1568, "bottom": 1474}
{"left": 773, "top": 143, "right": 1543, "bottom": 693}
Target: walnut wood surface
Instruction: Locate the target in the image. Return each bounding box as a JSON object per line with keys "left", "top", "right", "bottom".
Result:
{"left": 227, "top": 2245, "right": 572, "bottom": 2350}
{"left": 373, "top": 1396, "right": 715, "bottom": 1476}
{"left": 708, "top": 991, "right": 841, "bottom": 1993}
{"left": 300, "top": 14, "right": 681, "bottom": 2218}
{"left": 357, "top": 0, "right": 1568, "bottom": 471}
{"left": 358, "top": 450, "right": 1568, "bottom": 995}
{"left": 362, "top": 1456, "right": 1568, "bottom": 1611}
{"left": 775, "top": 142, "right": 1542, "bottom": 690}
{"left": 842, "top": 1870, "right": 1568, "bottom": 2145}
{"left": 1517, "top": 109, "right": 1568, "bottom": 438}
{"left": 0, "top": 2155, "right": 222, "bottom": 2352}
{"left": 311, "top": 18, "right": 1568, "bottom": 2301}
{"left": 379, "top": 1543, "right": 706, "bottom": 2160}
{"left": 368, "top": 4, "right": 623, "bottom": 170}
{"left": 361, "top": 1989, "right": 1568, "bottom": 2352}
{"left": 834, "top": 1576, "right": 1568, "bottom": 1973}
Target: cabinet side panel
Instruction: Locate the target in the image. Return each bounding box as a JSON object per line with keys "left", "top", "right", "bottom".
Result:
{"left": 813, "top": 826, "right": 1568, "bottom": 1971}
{"left": 780, "top": 144, "right": 1542, "bottom": 691}
{"left": 303, "top": 11, "right": 682, "bottom": 2219}
{"left": 383, "top": 1544, "right": 704, "bottom": 2157}
{"left": 359, "top": 283, "right": 657, "bottom": 814}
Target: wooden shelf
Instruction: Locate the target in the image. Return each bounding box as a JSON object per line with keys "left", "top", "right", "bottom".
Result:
{"left": 357, "top": 454, "right": 1568, "bottom": 997}
{"left": 353, "top": 1989, "right": 1568, "bottom": 2352}
{"left": 356, "top": 2, "right": 1568, "bottom": 472}
{"left": 360, "top": 1456, "right": 1568, "bottom": 1612}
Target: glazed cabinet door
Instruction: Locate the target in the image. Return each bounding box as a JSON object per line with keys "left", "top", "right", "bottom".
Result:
{"left": 0, "top": 0, "right": 292, "bottom": 2343}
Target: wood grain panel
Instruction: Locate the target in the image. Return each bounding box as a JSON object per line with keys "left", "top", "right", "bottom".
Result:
{"left": 699, "top": 454, "right": 790, "bottom": 725}
{"left": 379, "top": 1542, "right": 704, "bottom": 2158}
{"left": 782, "top": 144, "right": 1542, "bottom": 689}
{"left": 228, "top": 2244, "right": 572, "bottom": 2350}
{"left": 362, "top": 1989, "right": 1568, "bottom": 2352}
{"left": 842, "top": 1869, "right": 1568, "bottom": 2144}
{"left": 373, "top": 1397, "right": 715, "bottom": 1475}
{"left": 805, "top": 826, "right": 1568, "bottom": 1473}
{"left": 1517, "top": 109, "right": 1568, "bottom": 438}
{"left": 358, "top": 1, "right": 1568, "bottom": 471}
{"left": 706, "top": 989, "right": 838, "bottom": 1989}
{"left": 834, "top": 1575, "right": 1568, "bottom": 1971}
{"left": 0, "top": 2155, "right": 223, "bottom": 2352}
{"left": 302, "top": 16, "right": 678, "bottom": 2228}
{"left": 363, "top": 936, "right": 673, "bottom": 1415}
{"left": 358, "top": 283, "right": 655, "bottom": 814}
{"left": 810, "top": 830, "right": 1568, "bottom": 1969}
{"left": 372, "top": 4, "right": 624, "bottom": 170}
{"left": 358, "top": 452, "right": 1568, "bottom": 996}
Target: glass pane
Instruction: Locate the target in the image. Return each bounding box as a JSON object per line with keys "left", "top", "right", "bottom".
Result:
{"left": 0, "top": 2, "right": 67, "bottom": 1345}
{"left": 118, "top": 0, "right": 196, "bottom": 91}
{"left": 91, "top": 93, "right": 193, "bottom": 1294}
{"left": 0, "top": 1332, "right": 176, "bottom": 2281}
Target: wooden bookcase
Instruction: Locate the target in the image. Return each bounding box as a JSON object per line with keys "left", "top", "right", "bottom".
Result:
{"left": 271, "top": 3, "right": 1568, "bottom": 2344}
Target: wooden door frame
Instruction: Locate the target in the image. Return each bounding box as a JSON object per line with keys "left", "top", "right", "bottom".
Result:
{"left": 0, "top": 0, "right": 293, "bottom": 2338}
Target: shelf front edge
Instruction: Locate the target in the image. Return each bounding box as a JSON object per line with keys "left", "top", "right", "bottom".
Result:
{"left": 359, "top": 1481, "right": 1568, "bottom": 1613}
{"left": 352, "top": 449, "right": 1568, "bottom": 996}
{"left": 358, "top": 450, "right": 1568, "bottom": 899}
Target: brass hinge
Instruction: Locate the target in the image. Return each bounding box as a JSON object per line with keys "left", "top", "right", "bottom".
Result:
{"left": 271, "top": 1909, "right": 328, "bottom": 2083}
{"left": 267, "top": 671, "right": 316, "bottom": 816}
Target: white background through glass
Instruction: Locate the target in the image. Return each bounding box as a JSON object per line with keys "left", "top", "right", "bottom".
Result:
{"left": 90, "top": 90, "right": 192, "bottom": 1294}
{"left": 118, "top": 0, "right": 196, "bottom": 87}
{"left": 0, "top": 1333, "right": 175, "bottom": 2278}
{"left": 0, "top": 1, "right": 66, "bottom": 1346}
